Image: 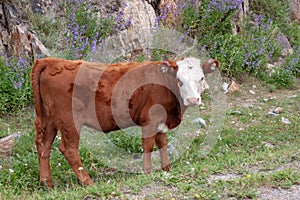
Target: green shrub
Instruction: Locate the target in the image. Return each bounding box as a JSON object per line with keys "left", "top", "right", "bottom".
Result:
{"left": 63, "top": 0, "right": 114, "bottom": 60}
{"left": 284, "top": 47, "right": 300, "bottom": 77}
{"left": 180, "top": 0, "right": 299, "bottom": 83}
{"left": 29, "top": 13, "right": 64, "bottom": 50}
{"left": 269, "top": 67, "right": 296, "bottom": 89}
{"left": 0, "top": 56, "right": 33, "bottom": 115}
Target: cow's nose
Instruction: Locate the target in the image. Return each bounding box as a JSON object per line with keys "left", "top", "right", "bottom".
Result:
{"left": 187, "top": 98, "right": 200, "bottom": 106}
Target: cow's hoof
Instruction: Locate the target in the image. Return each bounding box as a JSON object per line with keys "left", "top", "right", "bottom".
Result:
{"left": 81, "top": 178, "right": 94, "bottom": 186}
{"left": 40, "top": 180, "right": 54, "bottom": 189}
{"left": 79, "top": 176, "right": 95, "bottom": 186}
{"left": 142, "top": 167, "right": 152, "bottom": 174}
{"left": 162, "top": 164, "right": 170, "bottom": 171}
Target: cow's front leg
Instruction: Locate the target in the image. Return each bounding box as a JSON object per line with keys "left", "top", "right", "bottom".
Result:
{"left": 142, "top": 135, "right": 155, "bottom": 173}
{"left": 155, "top": 132, "right": 170, "bottom": 171}
{"left": 141, "top": 104, "right": 167, "bottom": 173}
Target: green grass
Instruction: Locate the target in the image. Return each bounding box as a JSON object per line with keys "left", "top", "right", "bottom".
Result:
{"left": 0, "top": 78, "right": 299, "bottom": 199}
{"left": 0, "top": 0, "right": 299, "bottom": 198}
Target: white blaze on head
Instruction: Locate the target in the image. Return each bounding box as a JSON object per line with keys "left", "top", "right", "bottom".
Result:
{"left": 176, "top": 57, "right": 208, "bottom": 106}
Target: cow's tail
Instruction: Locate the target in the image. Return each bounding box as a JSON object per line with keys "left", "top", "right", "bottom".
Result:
{"left": 30, "top": 59, "right": 48, "bottom": 145}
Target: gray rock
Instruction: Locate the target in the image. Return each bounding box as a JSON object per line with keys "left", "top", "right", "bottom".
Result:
{"left": 263, "top": 97, "right": 277, "bottom": 102}
{"left": 290, "top": 0, "right": 300, "bottom": 24}
{"left": 8, "top": 24, "right": 50, "bottom": 58}
{"left": 0, "top": 0, "right": 51, "bottom": 58}
{"left": 87, "top": 0, "right": 157, "bottom": 61}
{"left": 192, "top": 117, "right": 207, "bottom": 127}
{"left": 277, "top": 33, "right": 294, "bottom": 57}
{"left": 281, "top": 117, "right": 291, "bottom": 124}
{"left": 267, "top": 111, "right": 279, "bottom": 116}
{"left": 274, "top": 107, "right": 284, "bottom": 114}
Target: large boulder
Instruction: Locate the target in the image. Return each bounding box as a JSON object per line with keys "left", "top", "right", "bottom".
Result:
{"left": 0, "top": 0, "right": 50, "bottom": 59}
{"left": 88, "top": 0, "right": 157, "bottom": 61}
{"left": 8, "top": 25, "right": 50, "bottom": 59}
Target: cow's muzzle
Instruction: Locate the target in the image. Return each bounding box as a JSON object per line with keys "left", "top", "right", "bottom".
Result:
{"left": 186, "top": 97, "right": 200, "bottom": 106}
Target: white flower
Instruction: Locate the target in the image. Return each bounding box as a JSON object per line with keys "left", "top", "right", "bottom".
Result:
{"left": 9, "top": 169, "right": 14, "bottom": 173}
{"left": 78, "top": 167, "right": 84, "bottom": 171}
{"left": 0, "top": 165, "right": 2, "bottom": 170}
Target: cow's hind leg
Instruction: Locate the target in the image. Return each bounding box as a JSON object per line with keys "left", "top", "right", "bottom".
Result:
{"left": 155, "top": 132, "right": 170, "bottom": 171}
{"left": 34, "top": 118, "right": 57, "bottom": 188}
{"left": 59, "top": 125, "right": 93, "bottom": 186}
{"left": 142, "top": 135, "right": 156, "bottom": 173}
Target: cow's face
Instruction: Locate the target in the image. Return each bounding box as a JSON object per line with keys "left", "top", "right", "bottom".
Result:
{"left": 176, "top": 57, "right": 211, "bottom": 106}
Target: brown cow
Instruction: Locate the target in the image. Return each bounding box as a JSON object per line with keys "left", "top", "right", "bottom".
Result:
{"left": 31, "top": 57, "right": 220, "bottom": 188}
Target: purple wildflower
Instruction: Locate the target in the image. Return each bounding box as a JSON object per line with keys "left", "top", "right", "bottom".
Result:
{"left": 124, "top": 16, "right": 133, "bottom": 29}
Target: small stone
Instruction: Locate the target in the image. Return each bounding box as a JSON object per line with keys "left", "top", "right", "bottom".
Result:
{"left": 266, "top": 63, "right": 276, "bottom": 76}
{"left": 267, "top": 111, "right": 279, "bottom": 116}
{"left": 286, "top": 94, "right": 298, "bottom": 99}
{"left": 222, "top": 81, "right": 240, "bottom": 93}
{"left": 222, "top": 82, "right": 229, "bottom": 93}
{"left": 262, "top": 141, "right": 275, "bottom": 149}
{"left": 281, "top": 117, "right": 291, "bottom": 124}
{"left": 229, "top": 110, "right": 243, "bottom": 115}
{"left": 263, "top": 97, "right": 277, "bottom": 102}
{"left": 274, "top": 107, "right": 283, "bottom": 114}
{"left": 192, "top": 117, "right": 206, "bottom": 127}
{"left": 229, "top": 80, "right": 240, "bottom": 92}
{"left": 249, "top": 90, "right": 256, "bottom": 95}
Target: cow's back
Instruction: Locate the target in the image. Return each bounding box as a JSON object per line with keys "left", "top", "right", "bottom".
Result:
{"left": 34, "top": 58, "right": 184, "bottom": 133}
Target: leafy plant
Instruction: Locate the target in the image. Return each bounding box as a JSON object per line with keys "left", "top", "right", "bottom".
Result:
{"left": 0, "top": 56, "right": 33, "bottom": 115}
{"left": 284, "top": 47, "right": 300, "bottom": 77}
{"left": 64, "top": 0, "right": 114, "bottom": 59}
{"left": 269, "top": 67, "right": 296, "bottom": 89}
{"left": 29, "top": 13, "right": 64, "bottom": 50}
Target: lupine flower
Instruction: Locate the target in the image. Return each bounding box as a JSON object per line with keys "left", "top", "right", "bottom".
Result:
{"left": 65, "top": 0, "right": 102, "bottom": 59}
{"left": 5, "top": 55, "right": 30, "bottom": 90}
{"left": 124, "top": 16, "right": 133, "bottom": 29}
{"left": 207, "top": 0, "right": 244, "bottom": 13}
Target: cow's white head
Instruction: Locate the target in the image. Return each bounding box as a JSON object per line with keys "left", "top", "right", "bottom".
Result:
{"left": 176, "top": 57, "right": 220, "bottom": 106}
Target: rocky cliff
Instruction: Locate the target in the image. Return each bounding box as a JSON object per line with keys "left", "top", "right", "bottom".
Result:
{"left": 0, "top": 0, "right": 51, "bottom": 60}
{"left": 0, "top": 0, "right": 163, "bottom": 60}
{"left": 0, "top": 0, "right": 299, "bottom": 61}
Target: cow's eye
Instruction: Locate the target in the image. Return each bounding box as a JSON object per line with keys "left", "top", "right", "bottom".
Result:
{"left": 201, "top": 77, "right": 204, "bottom": 81}
{"left": 177, "top": 79, "right": 183, "bottom": 87}
{"left": 188, "top": 66, "right": 192, "bottom": 69}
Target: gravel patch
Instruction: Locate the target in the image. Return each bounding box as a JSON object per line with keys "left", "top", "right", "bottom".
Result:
{"left": 257, "top": 185, "right": 300, "bottom": 200}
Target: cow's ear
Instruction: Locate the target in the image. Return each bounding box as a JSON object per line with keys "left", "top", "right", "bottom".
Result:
{"left": 160, "top": 61, "right": 178, "bottom": 76}
{"left": 163, "top": 60, "right": 178, "bottom": 70}
{"left": 201, "top": 59, "right": 220, "bottom": 74}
